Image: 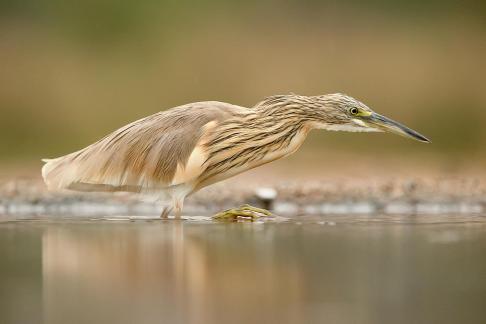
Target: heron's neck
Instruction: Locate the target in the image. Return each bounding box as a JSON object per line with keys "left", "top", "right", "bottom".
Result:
{"left": 255, "top": 94, "right": 314, "bottom": 113}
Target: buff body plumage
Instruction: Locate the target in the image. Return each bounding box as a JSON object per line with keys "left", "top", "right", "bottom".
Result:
{"left": 42, "top": 94, "right": 429, "bottom": 218}
{"left": 42, "top": 97, "right": 313, "bottom": 217}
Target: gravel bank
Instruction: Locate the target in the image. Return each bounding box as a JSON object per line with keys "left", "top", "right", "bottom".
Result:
{"left": 1, "top": 177, "right": 485, "bottom": 217}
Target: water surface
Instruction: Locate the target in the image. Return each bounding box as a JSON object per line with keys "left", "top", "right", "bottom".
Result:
{"left": 1, "top": 215, "right": 486, "bottom": 324}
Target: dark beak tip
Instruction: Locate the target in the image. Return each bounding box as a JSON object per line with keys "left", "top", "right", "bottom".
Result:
{"left": 406, "top": 131, "right": 431, "bottom": 143}
{"left": 419, "top": 135, "right": 431, "bottom": 143}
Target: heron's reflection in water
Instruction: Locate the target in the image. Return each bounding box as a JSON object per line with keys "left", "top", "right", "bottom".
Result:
{"left": 38, "top": 218, "right": 486, "bottom": 324}
{"left": 41, "top": 222, "right": 305, "bottom": 324}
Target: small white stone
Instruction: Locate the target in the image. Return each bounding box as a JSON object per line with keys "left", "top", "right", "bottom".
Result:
{"left": 255, "top": 187, "right": 277, "bottom": 200}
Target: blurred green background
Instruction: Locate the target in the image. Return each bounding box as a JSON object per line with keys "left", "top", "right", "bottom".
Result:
{"left": 1, "top": 0, "right": 485, "bottom": 176}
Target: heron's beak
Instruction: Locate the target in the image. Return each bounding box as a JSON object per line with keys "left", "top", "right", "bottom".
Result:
{"left": 364, "top": 113, "right": 431, "bottom": 143}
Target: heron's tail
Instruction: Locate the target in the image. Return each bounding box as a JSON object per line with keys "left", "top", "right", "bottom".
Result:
{"left": 41, "top": 156, "right": 75, "bottom": 190}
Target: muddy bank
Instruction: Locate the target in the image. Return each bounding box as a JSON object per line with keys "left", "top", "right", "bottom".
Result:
{"left": 0, "top": 178, "right": 485, "bottom": 217}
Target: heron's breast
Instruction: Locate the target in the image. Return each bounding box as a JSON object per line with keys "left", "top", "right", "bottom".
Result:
{"left": 195, "top": 127, "right": 310, "bottom": 189}
{"left": 253, "top": 128, "right": 309, "bottom": 165}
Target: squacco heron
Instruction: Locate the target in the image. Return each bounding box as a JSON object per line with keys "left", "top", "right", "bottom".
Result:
{"left": 42, "top": 94, "right": 429, "bottom": 219}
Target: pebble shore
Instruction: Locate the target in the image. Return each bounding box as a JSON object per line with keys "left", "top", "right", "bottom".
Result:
{"left": 1, "top": 177, "right": 485, "bottom": 217}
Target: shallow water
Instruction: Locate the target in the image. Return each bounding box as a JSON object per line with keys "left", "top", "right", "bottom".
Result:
{"left": 1, "top": 215, "right": 486, "bottom": 324}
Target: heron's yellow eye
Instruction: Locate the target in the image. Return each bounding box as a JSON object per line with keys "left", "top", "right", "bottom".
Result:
{"left": 350, "top": 107, "right": 359, "bottom": 115}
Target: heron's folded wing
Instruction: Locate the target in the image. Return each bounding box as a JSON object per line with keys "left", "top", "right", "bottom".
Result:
{"left": 42, "top": 101, "right": 248, "bottom": 193}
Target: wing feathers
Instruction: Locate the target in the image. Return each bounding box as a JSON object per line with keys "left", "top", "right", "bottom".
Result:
{"left": 42, "top": 101, "right": 246, "bottom": 193}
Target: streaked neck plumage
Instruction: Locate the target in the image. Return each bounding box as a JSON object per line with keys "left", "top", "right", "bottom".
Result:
{"left": 197, "top": 95, "right": 322, "bottom": 187}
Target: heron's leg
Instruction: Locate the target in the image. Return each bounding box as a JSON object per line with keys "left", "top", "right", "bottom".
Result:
{"left": 173, "top": 197, "right": 184, "bottom": 219}
{"left": 160, "top": 206, "right": 172, "bottom": 219}
{"left": 212, "top": 204, "right": 272, "bottom": 221}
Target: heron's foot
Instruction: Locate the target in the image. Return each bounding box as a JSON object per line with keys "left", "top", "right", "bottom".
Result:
{"left": 212, "top": 204, "right": 272, "bottom": 221}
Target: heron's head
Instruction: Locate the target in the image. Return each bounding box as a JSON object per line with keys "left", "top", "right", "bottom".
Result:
{"left": 314, "top": 93, "right": 430, "bottom": 143}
